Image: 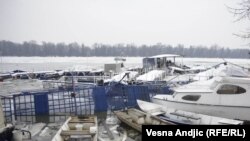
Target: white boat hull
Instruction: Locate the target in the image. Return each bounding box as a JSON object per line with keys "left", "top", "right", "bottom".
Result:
{"left": 152, "top": 98, "right": 250, "bottom": 121}
{"left": 137, "top": 100, "right": 244, "bottom": 125}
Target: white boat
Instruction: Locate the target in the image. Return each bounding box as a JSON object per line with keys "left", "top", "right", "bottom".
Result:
{"left": 151, "top": 76, "right": 250, "bottom": 121}
{"left": 137, "top": 100, "right": 244, "bottom": 125}
{"left": 52, "top": 116, "right": 98, "bottom": 141}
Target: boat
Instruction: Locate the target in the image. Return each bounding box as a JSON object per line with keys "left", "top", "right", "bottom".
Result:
{"left": 137, "top": 100, "right": 244, "bottom": 125}
{"left": 51, "top": 116, "right": 98, "bottom": 141}
{"left": 136, "top": 54, "right": 203, "bottom": 84}
{"left": 142, "top": 54, "right": 185, "bottom": 73}
{"left": 113, "top": 108, "right": 175, "bottom": 132}
{"left": 151, "top": 76, "right": 250, "bottom": 121}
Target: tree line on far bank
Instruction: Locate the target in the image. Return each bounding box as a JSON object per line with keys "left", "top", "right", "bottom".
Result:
{"left": 0, "top": 40, "right": 249, "bottom": 58}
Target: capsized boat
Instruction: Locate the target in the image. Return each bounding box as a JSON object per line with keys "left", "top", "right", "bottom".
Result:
{"left": 114, "top": 108, "right": 175, "bottom": 132}
{"left": 137, "top": 100, "right": 244, "bottom": 125}
{"left": 52, "top": 116, "right": 98, "bottom": 141}
{"left": 152, "top": 76, "right": 250, "bottom": 121}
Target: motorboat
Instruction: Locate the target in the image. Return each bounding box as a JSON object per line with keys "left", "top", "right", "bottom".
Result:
{"left": 137, "top": 100, "right": 244, "bottom": 125}
{"left": 152, "top": 76, "right": 250, "bottom": 121}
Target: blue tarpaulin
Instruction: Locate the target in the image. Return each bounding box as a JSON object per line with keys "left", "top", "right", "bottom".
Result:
{"left": 34, "top": 93, "right": 49, "bottom": 115}
{"left": 92, "top": 87, "right": 108, "bottom": 112}
{"left": 92, "top": 84, "right": 150, "bottom": 112}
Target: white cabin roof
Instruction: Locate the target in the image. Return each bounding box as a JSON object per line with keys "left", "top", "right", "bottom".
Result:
{"left": 148, "top": 54, "right": 181, "bottom": 58}
{"left": 216, "top": 76, "right": 250, "bottom": 84}
{"left": 174, "top": 76, "right": 250, "bottom": 93}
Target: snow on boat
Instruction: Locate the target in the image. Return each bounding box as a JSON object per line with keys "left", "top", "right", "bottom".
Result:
{"left": 193, "top": 62, "right": 250, "bottom": 81}
{"left": 114, "top": 108, "right": 175, "bottom": 132}
{"left": 104, "top": 71, "right": 138, "bottom": 84}
{"left": 137, "top": 100, "right": 244, "bottom": 125}
{"left": 136, "top": 70, "right": 166, "bottom": 82}
{"left": 163, "top": 62, "right": 250, "bottom": 87}
{"left": 52, "top": 116, "right": 98, "bottom": 141}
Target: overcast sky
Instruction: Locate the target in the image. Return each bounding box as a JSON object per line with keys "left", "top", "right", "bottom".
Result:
{"left": 0, "top": 0, "right": 249, "bottom": 48}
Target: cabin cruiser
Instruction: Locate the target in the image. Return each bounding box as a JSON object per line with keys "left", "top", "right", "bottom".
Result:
{"left": 152, "top": 76, "right": 250, "bottom": 121}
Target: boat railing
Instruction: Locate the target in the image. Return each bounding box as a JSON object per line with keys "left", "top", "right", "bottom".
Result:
{"left": 42, "top": 80, "right": 97, "bottom": 90}
{"left": 64, "top": 75, "right": 111, "bottom": 84}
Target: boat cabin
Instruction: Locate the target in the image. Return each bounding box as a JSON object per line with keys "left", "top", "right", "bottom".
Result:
{"left": 143, "top": 54, "right": 183, "bottom": 70}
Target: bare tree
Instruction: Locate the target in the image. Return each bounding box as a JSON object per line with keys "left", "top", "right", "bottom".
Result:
{"left": 228, "top": 0, "right": 250, "bottom": 39}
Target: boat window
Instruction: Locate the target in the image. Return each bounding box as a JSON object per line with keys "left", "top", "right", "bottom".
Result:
{"left": 182, "top": 95, "right": 200, "bottom": 101}
{"left": 217, "top": 84, "right": 246, "bottom": 94}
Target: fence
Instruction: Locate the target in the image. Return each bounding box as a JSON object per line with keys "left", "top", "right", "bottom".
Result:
{"left": 1, "top": 84, "right": 150, "bottom": 123}
{"left": 0, "top": 95, "right": 13, "bottom": 123}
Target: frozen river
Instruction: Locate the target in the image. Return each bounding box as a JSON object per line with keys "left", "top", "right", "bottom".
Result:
{"left": 1, "top": 56, "right": 250, "bottom": 72}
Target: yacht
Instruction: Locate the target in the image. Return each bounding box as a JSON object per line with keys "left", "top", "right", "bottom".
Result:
{"left": 152, "top": 76, "right": 250, "bottom": 121}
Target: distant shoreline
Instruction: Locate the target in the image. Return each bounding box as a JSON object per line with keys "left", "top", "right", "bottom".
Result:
{"left": 1, "top": 40, "right": 249, "bottom": 58}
